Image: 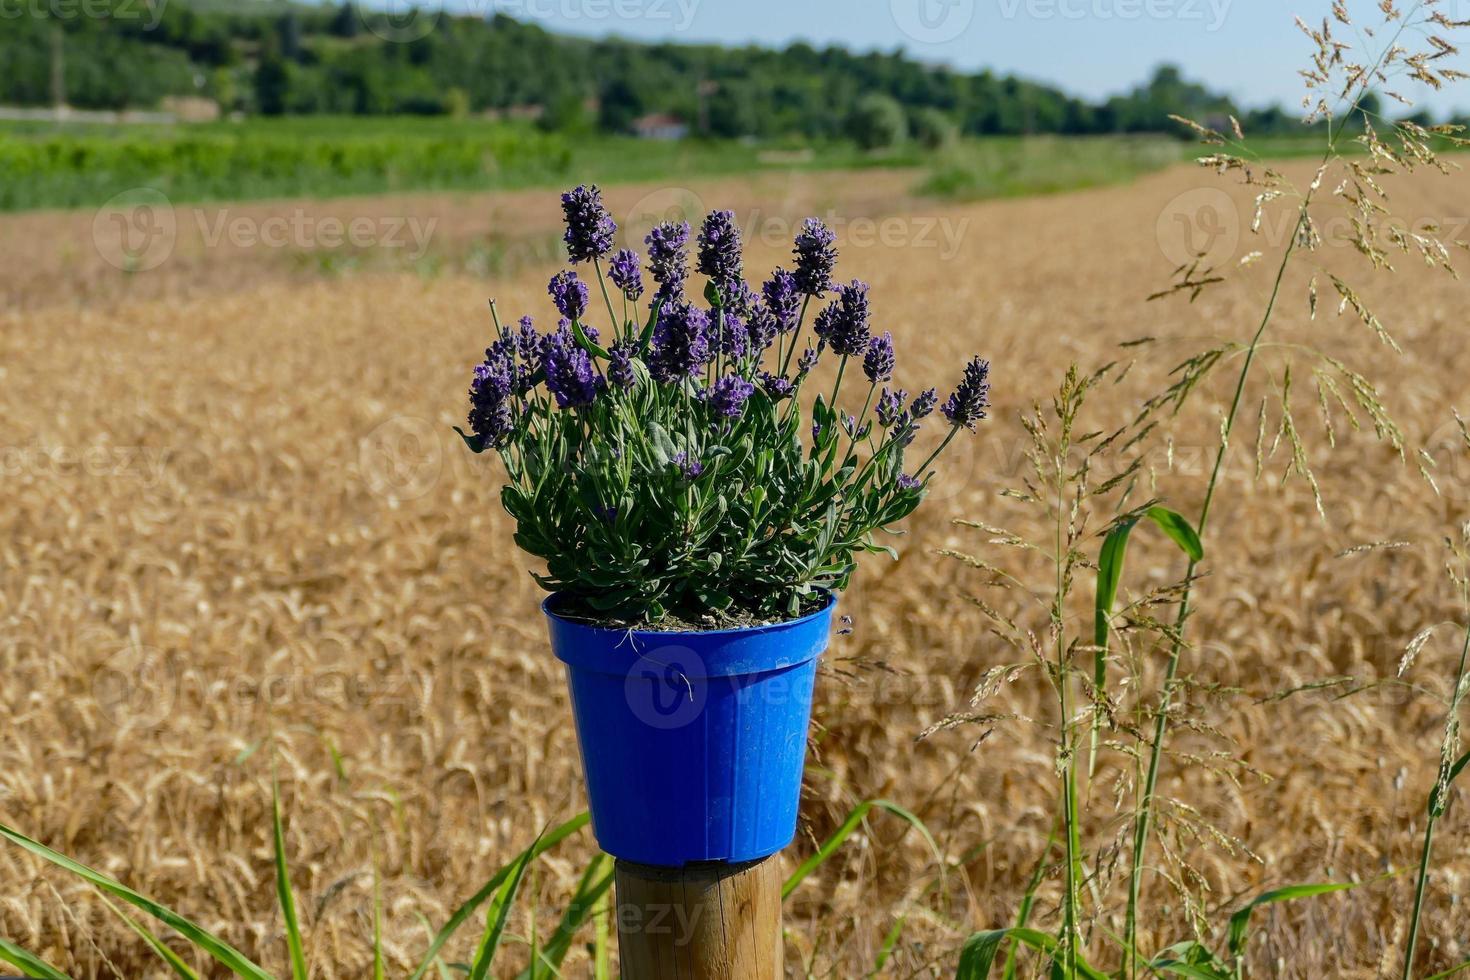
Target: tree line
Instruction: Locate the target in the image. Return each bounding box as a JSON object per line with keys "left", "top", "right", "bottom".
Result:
{"left": 2, "top": 2, "right": 1458, "bottom": 139}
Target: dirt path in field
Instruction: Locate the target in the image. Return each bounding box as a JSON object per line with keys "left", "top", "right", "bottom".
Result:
{"left": 3, "top": 162, "right": 1469, "bottom": 977}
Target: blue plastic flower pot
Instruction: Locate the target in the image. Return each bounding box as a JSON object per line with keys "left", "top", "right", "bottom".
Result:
{"left": 544, "top": 593, "right": 835, "bottom": 867}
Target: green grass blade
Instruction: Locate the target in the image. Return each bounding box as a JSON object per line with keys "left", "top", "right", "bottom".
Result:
{"left": 782, "top": 799, "right": 942, "bottom": 900}
{"left": 467, "top": 832, "right": 540, "bottom": 980}
{"left": 409, "top": 812, "right": 590, "bottom": 980}
{"left": 1003, "top": 821, "right": 1057, "bottom": 980}
{"left": 373, "top": 865, "right": 386, "bottom": 980}
{"left": 1425, "top": 960, "right": 1470, "bottom": 980}
{"left": 956, "top": 927, "right": 1108, "bottom": 980}
{"left": 866, "top": 912, "right": 907, "bottom": 978}
{"left": 0, "top": 823, "right": 274, "bottom": 979}
{"left": 271, "top": 778, "right": 310, "bottom": 980}
{"left": 1226, "top": 882, "right": 1360, "bottom": 961}
{"left": 519, "top": 854, "right": 614, "bottom": 980}
{"left": 0, "top": 936, "right": 72, "bottom": 980}
{"left": 97, "top": 894, "right": 202, "bottom": 980}
{"left": 1148, "top": 940, "right": 1230, "bottom": 979}
{"left": 592, "top": 881, "right": 612, "bottom": 980}
{"left": 1145, "top": 506, "right": 1204, "bottom": 562}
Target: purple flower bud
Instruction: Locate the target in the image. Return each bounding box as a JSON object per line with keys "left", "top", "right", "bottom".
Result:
{"left": 761, "top": 268, "right": 802, "bottom": 334}
{"left": 542, "top": 322, "right": 603, "bottom": 409}
{"left": 517, "top": 316, "right": 540, "bottom": 363}
{"left": 896, "top": 474, "right": 922, "bottom": 492}
{"left": 814, "top": 280, "right": 870, "bottom": 357}
{"left": 798, "top": 346, "right": 820, "bottom": 374}
{"left": 645, "top": 221, "right": 690, "bottom": 304}
{"left": 560, "top": 184, "right": 616, "bottom": 263}
{"left": 760, "top": 372, "right": 795, "bottom": 401}
{"left": 863, "top": 331, "right": 895, "bottom": 384}
{"left": 607, "top": 340, "right": 638, "bottom": 389}
{"left": 941, "top": 357, "right": 992, "bottom": 430}
{"left": 910, "top": 387, "right": 938, "bottom": 420}
{"left": 548, "top": 271, "right": 590, "bottom": 321}
{"left": 697, "top": 210, "right": 744, "bottom": 291}
{"left": 715, "top": 310, "right": 748, "bottom": 358}
{"left": 648, "top": 300, "right": 712, "bottom": 383}
{"left": 608, "top": 248, "right": 644, "bottom": 301}
{"left": 793, "top": 218, "right": 838, "bottom": 298}
{"left": 467, "top": 345, "right": 518, "bottom": 448}
{"left": 707, "top": 375, "right": 756, "bottom": 420}
{"left": 876, "top": 387, "right": 908, "bottom": 427}
{"left": 672, "top": 450, "right": 703, "bottom": 480}
{"left": 746, "top": 300, "right": 779, "bottom": 354}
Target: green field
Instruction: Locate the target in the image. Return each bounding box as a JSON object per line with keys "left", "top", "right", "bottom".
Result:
{"left": 0, "top": 116, "right": 1423, "bottom": 214}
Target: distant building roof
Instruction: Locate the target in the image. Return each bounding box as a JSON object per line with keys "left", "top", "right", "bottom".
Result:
{"left": 631, "top": 113, "right": 689, "bottom": 140}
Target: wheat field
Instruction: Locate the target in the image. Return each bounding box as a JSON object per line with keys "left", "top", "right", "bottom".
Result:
{"left": 2, "top": 162, "right": 1468, "bottom": 977}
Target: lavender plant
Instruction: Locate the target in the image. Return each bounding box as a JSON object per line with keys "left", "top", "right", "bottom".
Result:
{"left": 458, "top": 185, "right": 990, "bottom": 625}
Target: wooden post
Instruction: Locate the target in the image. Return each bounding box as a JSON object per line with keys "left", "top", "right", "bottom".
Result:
{"left": 613, "top": 856, "right": 783, "bottom": 979}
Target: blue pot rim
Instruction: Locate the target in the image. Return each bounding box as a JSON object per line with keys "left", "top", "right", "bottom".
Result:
{"left": 543, "top": 589, "right": 837, "bottom": 678}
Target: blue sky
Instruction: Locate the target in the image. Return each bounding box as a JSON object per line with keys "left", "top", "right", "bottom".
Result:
{"left": 441, "top": 0, "right": 1470, "bottom": 116}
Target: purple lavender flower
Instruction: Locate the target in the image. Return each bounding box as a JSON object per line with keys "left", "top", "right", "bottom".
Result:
{"left": 941, "top": 358, "right": 991, "bottom": 430}
{"left": 798, "top": 346, "right": 820, "bottom": 374}
{"left": 760, "top": 372, "right": 795, "bottom": 401}
{"left": 762, "top": 268, "right": 802, "bottom": 334}
{"left": 746, "top": 300, "right": 779, "bottom": 354}
{"left": 863, "top": 331, "right": 895, "bottom": 384}
{"left": 467, "top": 347, "right": 517, "bottom": 448}
{"left": 648, "top": 301, "right": 712, "bottom": 383}
{"left": 715, "top": 311, "right": 748, "bottom": 358}
{"left": 607, "top": 341, "right": 638, "bottom": 389}
{"left": 542, "top": 323, "right": 603, "bottom": 409}
{"left": 560, "top": 184, "right": 616, "bottom": 263}
{"left": 792, "top": 218, "right": 838, "bottom": 297}
{"left": 671, "top": 450, "right": 703, "bottom": 480}
{"left": 814, "top": 280, "right": 871, "bottom": 357}
{"left": 517, "top": 316, "right": 540, "bottom": 363}
{"left": 876, "top": 387, "right": 908, "bottom": 427}
{"left": 896, "top": 474, "right": 922, "bottom": 492}
{"left": 697, "top": 210, "right": 744, "bottom": 292}
{"left": 548, "top": 271, "right": 590, "bottom": 321}
{"left": 645, "top": 221, "right": 690, "bottom": 304}
{"left": 608, "top": 248, "right": 644, "bottom": 301}
{"left": 707, "top": 375, "right": 756, "bottom": 420}
{"left": 910, "top": 387, "right": 938, "bottom": 420}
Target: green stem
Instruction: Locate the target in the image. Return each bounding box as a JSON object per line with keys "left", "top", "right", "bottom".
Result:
{"left": 830, "top": 356, "right": 848, "bottom": 410}
{"left": 781, "top": 296, "right": 812, "bottom": 378}
{"left": 914, "top": 425, "right": 959, "bottom": 479}
{"left": 1123, "top": 207, "right": 1304, "bottom": 978}
{"left": 592, "top": 258, "right": 621, "bottom": 341}
{"left": 1055, "top": 459, "right": 1080, "bottom": 976}
{"left": 1403, "top": 621, "right": 1470, "bottom": 980}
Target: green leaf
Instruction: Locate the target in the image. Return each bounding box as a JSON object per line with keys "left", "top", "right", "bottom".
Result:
{"left": 272, "top": 777, "right": 310, "bottom": 980}
{"left": 783, "top": 799, "right": 942, "bottom": 900}
{"left": 0, "top": 824, "right": 274, "bottom": 979}
{"left": 955, "top": 927, "right": 1108, "bottom": 980}
{"left": 637, "top": 298, "right": 663, "bottom": 354}
{"left": 97, "top": 895, "right": 201, "bottom": 980}
{"left": 467, "top": 829, "right": 540, "bottom": 980}
{"left": 0, "top": 937, "right": 72, "bottom": 980}
{"left": 1227, "top": 881, "right": 1361, "bottom": 961}
{"left": 647, "top": 422, "right": 677, "bottom": 468}
{"left": 453, "top": 426, "right": 487, "bottom": 454}
{"left": 410, "top": 813, "right": 590, "bottom": 980}
{"left": 570, "top": 319, "right": 609, "bottom": 359}
{"left": 518, "top": 854, "right": 614, "bottom": 980}
{"left": 1145, "top": 506, "right": 1204, "bottom": 562}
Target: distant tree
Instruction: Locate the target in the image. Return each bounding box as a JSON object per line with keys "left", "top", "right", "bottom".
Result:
{"left": 911, "top": 106, "right": 958, "bottom": 150}
{"left": 444, "top": 86, "right": 470, "bottom": 118}
{"left": 276, "top": 12, "right": 302, "bottom": 62}
{"left": 254, "top": 38, "right": 290, "bottom": 115}
{"left": 599, "top": 77, "right": 643, "bottom": 133}
{"left": 847, "top": 93, "right": 907, "bottom": 150}
{"left": 329, "top": 3, "right": 360, "bottom": 39}
{"left": 539, "top": 89, "right": 590, "bottom": 133}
